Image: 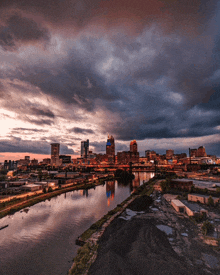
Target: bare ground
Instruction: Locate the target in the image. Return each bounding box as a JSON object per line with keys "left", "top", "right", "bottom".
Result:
{"left": 88, "top": 194, "right": 220, "bottom": 275}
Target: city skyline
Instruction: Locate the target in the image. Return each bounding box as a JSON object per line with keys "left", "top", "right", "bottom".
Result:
{"left": 0, "top": 137, "right": 213, "bottom": 163}
{"left": 1, "top": 0, "right": 220, "bottom": 161}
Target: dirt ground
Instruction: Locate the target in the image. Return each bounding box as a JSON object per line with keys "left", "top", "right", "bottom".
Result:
{"left": 88, "top": 194, "right": 220, "bottom": 275}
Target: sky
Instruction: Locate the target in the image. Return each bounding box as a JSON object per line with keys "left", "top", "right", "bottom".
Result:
{"left": 1, "top": 0, "right": 220, "bottom": 161}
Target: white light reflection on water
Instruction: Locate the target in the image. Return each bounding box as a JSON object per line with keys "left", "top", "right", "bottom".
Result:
{"left": 0, "top": 172, "right": 154, "bottom": 275}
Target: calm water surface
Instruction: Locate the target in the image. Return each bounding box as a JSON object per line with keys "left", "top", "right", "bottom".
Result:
{"left": 0, "top": 172, "right": 154, "bottom": 275}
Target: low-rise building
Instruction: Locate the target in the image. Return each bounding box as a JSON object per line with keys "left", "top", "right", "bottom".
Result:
{"left": 163, "top": 194, "right": 178, "bottom": 202}
{"left": 171, "top": 199, "right": 208, "bottom": 217}
{"left": 9, "top": 181, "right": 27, "bottom": 187}
{"left": 170, "top": 179, "right": 193, "bottom": 190}
{"left": 181, "top": 200, "right": 208, "bottom": 217}
{"left": 188, "top": 194, "right": 220, "bottom": 205}
{"left": 20, "top": 184, "right": 42, "bottom": 192}
{"left": 171, "top": 199, "right": 185, "bottom": 213}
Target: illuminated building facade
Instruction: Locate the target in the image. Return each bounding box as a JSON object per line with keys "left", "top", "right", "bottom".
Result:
{"left": 81, "top": 139, "right": 89, "bottom": 158}
{"left": 30, "top": 159, "right": 38, "bottom": 166}
{"left": 59, "top": 155, "right": 71, "bottom": 164}
{"left": 25, "top": 156, "right": 30, "bottom": 163}
{"left": 106, "top": 135, "right": 115, "bottom": 162}
{"left": 145, "top": 150, "right": 157, "bottom": 160}
{"left": 166, "top": 149, "right": 174, "bottom": 159}
{"left": 130, "top": 140, "right": 137, "bottom": 153}
{"left": 117, "top": 140, "right": 139, "bottom": 164}
{"left": 197, "top": 146, "right": 207, "bottom": 157}
{"left": 106, "top": 180, "right": 115, "bottom": 206}
{"left": 51, "top": 143, "right": 60, "bottom": 166}
{"left": 190, "top": 146, "right": 207, "bottom": 158}
{"left": 42, "top": 158, "right": 51, "bottom": 165}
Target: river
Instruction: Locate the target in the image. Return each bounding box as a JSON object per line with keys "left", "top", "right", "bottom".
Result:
{"left": 0, "top": 172, "right": 154, "bottom": 275}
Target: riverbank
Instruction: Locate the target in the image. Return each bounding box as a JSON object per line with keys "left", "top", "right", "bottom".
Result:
{"left": 0, "top": 176, "right": 112, "bottom": 219}
{"left": 69, "top": 178, "right": 156, "bottom": 275}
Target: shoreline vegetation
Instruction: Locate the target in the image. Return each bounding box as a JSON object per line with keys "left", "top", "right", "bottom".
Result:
{"left": 69, "top": 178, "right": 156, "bottom": 275}
{"left": 0, "top": 176, "right": 112, "bottom": 219}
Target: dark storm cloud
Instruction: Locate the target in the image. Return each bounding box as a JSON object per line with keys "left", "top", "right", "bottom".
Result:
{"left": 204, "top": 142, "right": 220, "bottom": 157}
{"left": 0, "top": 136, "right": 74, "bottom": 154}
{"left": 0, "top": 0, "right": 219, "bottom": 147}
{"left": 0, "top": 137, "right": 50, "bottom": 154}
{"left": 115, "top": 143, "right": 128, "bottom": 152}
{"left": 12, "top": 38, "right": 120, "bottom": 112}
{"left": 30, "top": 107, "right": 55, "bottom": 118}
{"left": 0, "top": 0, "right": 97, "bottom": 27}
{"left": 2, "top": 24, "right": 219, "bottom": 142}
{"left": 60, "top": 144, "right": 75, "bottom": 155}
{"left": 114, "top": 35, "right": 215, "bottom": 107}
{"left": 69, "top": 127, "right": 95, "bottom": 135}
{"left": 10, "top": 128, "right": 48, "bottom": 134}
{"left": 90, "top": 141, "right": 128, "bottom": 153}
{"left": 0, "top": 0, "right": 217, "bottom": 35}
{"left": 99, "top": 78, "right": 220, "bottom": 141}
{"left": 197, "top": 87, "right": 220, "bottom": 111}
{"left": 90, "top": 141, "right": 106, "bottom": 152}
{"left": 4, "top": 25, "right": 219, "bottom": 141}
{"left": 66, "top": 142, "right": 77, "bottom": 146}
{"left": 0, "top": 80, "right": 56, "bottom": 123}
{"left": 20, "top": 116, "right": 54, "bottom": 126}
{"left": 0, "top": 14, "right": 49, "bottom": 50}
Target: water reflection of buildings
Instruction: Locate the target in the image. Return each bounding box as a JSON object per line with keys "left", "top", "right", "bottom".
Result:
{"left": 80, "top": 189, "right": 89, "bottom": 197}
{"left": 106, "top": 181, "right": 115, "bottom": 206}
{"left": 130, "top": 172, "right": 155, "bottom": 193}
{"left": 130, "top": 172, "right": 140, "bottom": 193}
{"left": 83, "top": 189, "right": 88, "bottom": 197}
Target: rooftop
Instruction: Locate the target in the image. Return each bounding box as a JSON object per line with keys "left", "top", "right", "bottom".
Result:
{"left": 171, "top": 199, "right": 185, "bottom": 207}
{"left": 181, "top": 200, "right": 205, "bottom": 212}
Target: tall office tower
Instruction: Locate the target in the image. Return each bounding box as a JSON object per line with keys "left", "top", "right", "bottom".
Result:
{"left": 51, "top": 143, "right": 60, "bottom": 166}
{"left": 130, "top": 140, "right": 138, "bottom": 153}
{"left": 106, "top": 135, "right": 115, "bottom": 157}
{"left": 81, "top": 139, "right": 89, "bottom": 158}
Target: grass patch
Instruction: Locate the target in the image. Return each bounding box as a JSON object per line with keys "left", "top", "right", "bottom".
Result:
{"left": 69, "top": 242, "right": 98, "bottom": 275}
{"left": 80, "top": 204, "right": 126, "bottom": 241}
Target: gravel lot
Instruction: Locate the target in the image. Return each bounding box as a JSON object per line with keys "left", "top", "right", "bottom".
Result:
{"left": 88, "top": 193, "right": 220, "bottom": 275}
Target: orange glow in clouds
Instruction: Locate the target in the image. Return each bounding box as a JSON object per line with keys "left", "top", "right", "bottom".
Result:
{"left": 90, "top": 0, "right": 204, "bottom": 36}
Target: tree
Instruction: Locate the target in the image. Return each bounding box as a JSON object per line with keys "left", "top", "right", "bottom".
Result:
{"left": 202, "top": 220, "right": 214, "bottom": 235}
{"left": 190, "top": 185, "right": 195, "bottom": 193}
{"left": 0, "top": 175, "right": 6, "bottom": 181}
{"left": 48, "top": 187, "right": 53, "bottom": 192}
{"left": 160, "top": 179, "right": 171, "bottom": 193}
{"left": 1, "top": 169, "right": 8, "bottom": 175}
{"left": 207, "top": 195, "right": 214, "bottom": 206}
